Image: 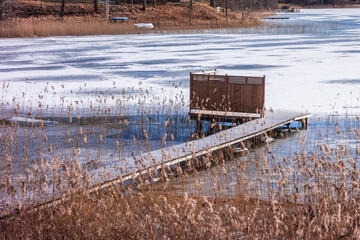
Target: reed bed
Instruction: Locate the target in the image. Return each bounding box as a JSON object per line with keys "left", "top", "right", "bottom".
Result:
{"left": 0, "top": 80, "right": 360, "bottom": 239}
{"left": 0, "top": 0, "right": 263, "bottom": 38}
{"left": 0, "top": 16, "right": 336, "bottom": 39}
{"left": 1, "top": 130, "right": 360, "bottom": 239}
{"left": 0, "top": 15, "right": 260, "bottom": 38}
{"left": 0, "top": 17, "right": 137, "bottom": 38}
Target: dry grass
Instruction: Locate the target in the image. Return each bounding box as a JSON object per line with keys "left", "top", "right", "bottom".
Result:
{"left": 0, "top": 78, "right": 360, "bottom": 239}
{"left": 1, "top": 143, "right": 360, "bottom": 239}
{"left": 0, "top": 50, "right": 359, "bottom": 238}
{"left": 0, "top": 17, "right": 138, "bottom": 37}
{"left": 0, "top": 16, "right": 261, "bottom": 38}
{"left": 0, "top": 2, "right": 263, "bottom": 38}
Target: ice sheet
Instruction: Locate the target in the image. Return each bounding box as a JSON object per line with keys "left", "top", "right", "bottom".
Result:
{"left": 1, "top": 9, "right": 359, "bottom": 114}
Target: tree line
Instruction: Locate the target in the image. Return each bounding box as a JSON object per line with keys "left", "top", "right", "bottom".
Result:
{"left": 0, "top": 0, "right": 277, "bottom": 20}
{"left": 1, "top": 0, "right": 358, "bottom": 21}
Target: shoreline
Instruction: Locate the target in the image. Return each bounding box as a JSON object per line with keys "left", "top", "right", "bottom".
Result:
{"left": 0, "top": 1, "right": 273, "bottom": 38}
{"left": 0, "top": 17, "right": 269, "bottom": 38}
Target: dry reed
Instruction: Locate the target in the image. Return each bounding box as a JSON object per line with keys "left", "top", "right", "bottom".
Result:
{"left": 0, "top": 78, "right": 360, "bottom": 239}
{"left": 0, "top": 1, "right": 263, "bottom": 38}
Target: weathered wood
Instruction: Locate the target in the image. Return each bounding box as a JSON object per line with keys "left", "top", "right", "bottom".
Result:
{"left": 89, "top": 111, "right": 311, "bottom": 186}
{"left": 1, "top": 111, "right": 310, "bottom": 219}
{"left": 196, "top": 118, "right": 202, "bottom": 134}
{"left": 190, "top": 109, "right": 261, "bottom": 119}
{"left": 190, "top": 73, "right": 265, "bottom": 118}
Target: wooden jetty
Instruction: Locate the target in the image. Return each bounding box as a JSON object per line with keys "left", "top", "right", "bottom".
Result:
{"left": 89, "top": 110, "right": 310, "bottom": 191}
{"left": 0, "top": 110, "right": 310, "bottom": 219}
{"left": 89, "top": 71, "right": 308, "bottom": 190}
{"left": 0, "top": 71, "right": 310, "bottom": 218}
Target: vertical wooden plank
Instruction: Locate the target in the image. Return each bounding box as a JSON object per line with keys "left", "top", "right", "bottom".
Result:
{"left": 262, "top": 75, "right": 266, "bottom": 116}
{"left": 208, "top": 74, "right": 211, "bottom": 110}
{"left": 245, "top": 77, "right": 248, "bottom": 113}
{"left": 224, "top": 81, "right": 226, "bottom": 112}
{"left": 230, "top": 82, "right": 233, "bottom": 112}
{"left": 225, "top": 74, "right": 229, "bottom": 112}
{"left": 190, "top": 72, "right": 193, "bottom": 110}
{"left": 190, "top": 73, "right": 265, "bottom": 115}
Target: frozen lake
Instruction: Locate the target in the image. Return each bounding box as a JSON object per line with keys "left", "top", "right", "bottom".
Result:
{"left": 1, "top": 8, "right": 360, "bottom": 115}
{"left": 1, "top": 8, "right": 360, "bottom": 214}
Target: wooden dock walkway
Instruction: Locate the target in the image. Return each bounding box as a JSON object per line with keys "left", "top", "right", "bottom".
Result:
{"left": 0, "top": 110, "right": 310, "bottom": 218}
{"left": 89, "top": 110, "right": 311, "bottom": 191}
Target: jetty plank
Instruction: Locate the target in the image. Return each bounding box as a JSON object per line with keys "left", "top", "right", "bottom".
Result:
{"left": 0, "top": 111, "right": 310, "bottom": 218}
{"left": 89, "top": 111, "right": 311, "bottom": 190}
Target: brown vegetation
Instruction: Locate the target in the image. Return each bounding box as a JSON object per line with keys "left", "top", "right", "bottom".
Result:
{"left": 0, "top": 80, "right": 360, "bottom": 239}
{"left": 1, "top": 143, "right": 360, "bottom": 239}
{"left": 0, "top": 1, "right": 266, "bottom": 37}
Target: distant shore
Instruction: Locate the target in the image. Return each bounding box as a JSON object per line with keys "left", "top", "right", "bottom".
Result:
{"left": 0, "top": 1, "right": 272, "bottom": 38}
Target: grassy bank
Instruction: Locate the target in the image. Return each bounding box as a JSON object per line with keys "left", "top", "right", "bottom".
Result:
{"left": 0, "top": 1, "right": 265, "bottom": 38}
{"left": 0, "top": 16, "right": 261, "bottom": 38}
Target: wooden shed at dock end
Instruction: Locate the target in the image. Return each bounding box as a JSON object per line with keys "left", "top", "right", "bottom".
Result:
{"left": 189, "top": 71, "right": 265, "bottom": 121}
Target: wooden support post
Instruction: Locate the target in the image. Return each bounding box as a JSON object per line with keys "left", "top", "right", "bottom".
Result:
{"left": 196, "top": 119, "right": 202, "bottom": 135}
{"left": 263, "top": 132, "right": 268, "bottom": 140}
{"left": 232, "top": 120, "right": 236, "bottom": 127}
{"left": 300, "top": 120, "right": 305, "bottom": 129}
{"left": 286, "top": 123, "right": 291, "bottom": 132}
{"left": 300, "top": 118, "right": 308, "bottom": 129}
{"left": 240, "top": 141, "right": 246, "bottom": 149}
{"left": 269, "top": 129, "right": 273, "bottom": 138}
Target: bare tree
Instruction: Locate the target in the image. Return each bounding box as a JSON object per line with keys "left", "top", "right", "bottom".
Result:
{"left": 154, "top": 0, "right": 156, "bottom": 7}
{"left": 105, "top": 0, "right": 109, "bottom": 19}
{"left": 0, "top": 0, "right": 18, "bottom": 20}
{"left": 210, "top": 0, "right": 215, "bottom": 7}
{"left": 225, "top": 0, "right": 228, "bottom": 21}
{"left": 60, "top": 0, "right": 65, "bottom": 18}
{"left": 143, "top": 0, "right": 146, "bottom": 11}
{"left": 94, "top": 0, "right": 99, "bottom": 13}
{"left": 189, "top": 0, "right": 192, "bottom": 24}
{"left": 0, "top": 0, "right": 3, "bottom": 21}
{"left": 131, "top": 0, "right": 133, "bottom": 11}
